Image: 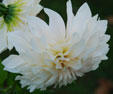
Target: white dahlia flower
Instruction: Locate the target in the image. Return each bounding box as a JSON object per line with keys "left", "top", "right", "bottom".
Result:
{"left": 0, "top": 0, "right": 43, "bottom": 53}
{"left": 2, "top": 0, "right": 110, "bottom": 92}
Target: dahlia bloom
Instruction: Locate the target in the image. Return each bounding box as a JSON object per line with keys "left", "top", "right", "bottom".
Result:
{"left": 0, "top": 0, "right": 43, "bottom": 53}
{"left": 2, "top": 0, "right": 110, "bottom": 92}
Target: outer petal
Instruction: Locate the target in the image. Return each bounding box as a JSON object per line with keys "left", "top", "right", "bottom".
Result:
{"left": 22, "top": 0, "right": 43, "bottom": 16}
{"left": 69, "top": 40, "right": 85, "bottom": 58}
{"left": 3, "top": 0, "right": 43, "bottom": 16}
{"left": 66, "top": 0, "right": 74, "bottom": 22}
{"left": 96, "top": 20, "right": 108, "bottom": 34}
{"left": 2, "top": 0, "right": 10, "bottom": 5}
{"left": 0, "top": 25, "right": 7, "bottom": 53}
{"left": 27, "top": 16, "right": 55, "bottom": 43}
{"left": 44, "top": 8, "right": 65, "bottom": 41}
{"left": 2, "top": 55, "right": 25, "bottom": 73}
{"left": 28, "top": 4, "right": 43, "bottom": 16}
{"left": 3, "top": 0, "right": 39, "bottom": 5}
{"left": 27, "top": 16, "right": 50, "bottom": 38}
{"left": 24, "top": 0, "right": 41, "bottom": 6}
{"left": 82, "top": 15, "right": 98, "bottom": 42}
{"left": 7, "top": 38, "right": 14, "bottom": 51}
{"left": 66, "top": 0, "right": 74, "bottom": 32}
{"left": 92, "top": 44, "right": 109, "bottom": 58}
{"left": 3, "top": 0, "right": 27, "bottom": 5}
{"left": 75, "top": 3, "right": 92, "bottom": 21}
{"left": 7, "top": 31, "right": 32, "bottom": 53}
{"left": 67, "top": 3, "right": 92, "bottom": 38}
{"left": 31, "top": 37, "right": 47, "bottom": 53}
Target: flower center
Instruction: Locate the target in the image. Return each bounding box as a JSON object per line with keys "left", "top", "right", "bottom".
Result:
{"left": 48, "top": 43, "right": 70, "bottom": 68}
{"left": 0, "top": 1, "right": 25, "bottom": 31}
{"left": 48, "top": 41, "right": 81, "bottom": 69}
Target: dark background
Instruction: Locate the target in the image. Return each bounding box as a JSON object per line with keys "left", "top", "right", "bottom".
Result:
{"left": 0, "top": 0, "right": 113, "bottom": 94}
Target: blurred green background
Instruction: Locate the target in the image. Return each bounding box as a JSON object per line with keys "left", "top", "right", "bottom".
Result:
{"left": 0, "top": 0, "right": 113, "bottom": 94}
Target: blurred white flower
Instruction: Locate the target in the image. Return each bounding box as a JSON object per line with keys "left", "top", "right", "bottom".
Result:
{"left": 2, "top": 0, "right": 110, "bottom": 92}
{"left": 0, "top": 0, "right": 43, "bottom": 53}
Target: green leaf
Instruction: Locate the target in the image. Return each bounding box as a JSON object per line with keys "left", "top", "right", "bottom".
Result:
{"left": 0, "top": 59, "right": 8, "bottom": 86}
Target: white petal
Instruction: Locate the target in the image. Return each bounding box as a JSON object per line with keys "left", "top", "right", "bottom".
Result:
{"left": 75, "top": 3, "right": 92, "bottom": 21}
{"left": 82, "top": 35, "right": 99, "bottom": 59}
{"left": 44, "top": 8, "right": 65, "bottom": 41}
{"left": 2, "top": 0, "right": 10, "bottom": 5}
{"left": 24, "top": 0, "right": 41, "bottom": 6}
{"left": 27, "top": 16, "right": 50, "bottom": 38}
{"left": 68, "top": 60, "right": 82, "bottom": 70}
{"left": 69, "top": 40, "right": 85, "bottom": 58}
{"left": 2, "top": 55, "right": 24, "bottom": 73}
{"left": 67, "top": 3, "right": 92, "bottom": 37}
{"left": 66, "top": 0, "right": 74, "bottom": 21}
{"left": 31, "top": 37, "right": 47, "bottom": 53}
{"left": 66, "top": 0, "right": 74, "bottom": 32}
{"left": 28, "top": 4, "right": 43, "bottom": 16}
{"left": 82, "top": 16, "right": 98, "bottom": 42}
{"left": 0, "top": 26, "right": 7, "bottom": 53}
{"left": 7, "top": 38, "right": 14, "bottom": 51}
{"left": 99, "top": 35, "right": 110, "bottom": 44}
{"left": 96, "top": 20, "right": 108, "bottom": 34}
{"left": 7, "top": 31, "right": 32, "bottom": 53}
{"left": 93, "top": 44, "right": 109, "bottom": 58}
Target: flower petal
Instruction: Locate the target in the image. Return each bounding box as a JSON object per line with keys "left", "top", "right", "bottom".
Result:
{"left": 28, "top": 4, "right": 43, "bottom": 16}
{"left": 31, "top": 37, "right": 47, "bottom": 53}
{"left": 0, "top": 25, "right": 7, "bottom": 53}
{"left": 75, "top": 3, "right": 92, "bottom": 21}
{"left": 66, "top": 0, "right": 74, "bottom": 32}
{"left": 44, "top": 8, "right": 65, "bottom": 41}
{"left": 27, "top": 16, "right": 50, "bottom": 38}
{"left": 2, "top": 55, "right": 25, "bottom": 73}
{"left": 7, "top": 31, "right": 32, "bottom": 53}
{"left": 69, "top": 40, "right": 85, "bottom": 58}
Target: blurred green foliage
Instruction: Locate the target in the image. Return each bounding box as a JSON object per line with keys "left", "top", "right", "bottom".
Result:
{"left": 0, "top": 0, "right": 113, "bottom": 94}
